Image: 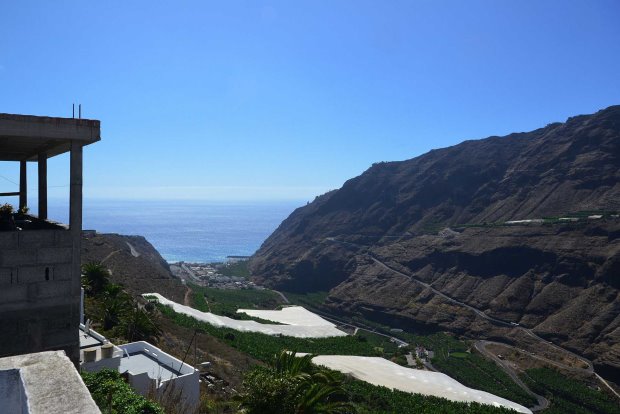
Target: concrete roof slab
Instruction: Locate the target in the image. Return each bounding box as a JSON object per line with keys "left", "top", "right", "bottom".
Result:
{"left": 0, "top": 350, "right": 101, "bottom": 414}
{"left": 0, "top": 113, "right": 100, "bottom": 161}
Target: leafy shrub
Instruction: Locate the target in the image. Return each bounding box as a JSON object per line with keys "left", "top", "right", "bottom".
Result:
{"left": 242, "top": 351, "right": 353, "bottom": 414}
{"left": 82, "top": 263, "right": 161, "bottom": 344}
{"left": 81, "top": 369, "right": 164, "bottom": 414}
{"left": 0, "top": 203, "right": 14, "bottom": 217}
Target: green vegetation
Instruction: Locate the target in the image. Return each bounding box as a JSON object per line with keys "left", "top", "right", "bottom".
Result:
{"left": 403, "top": 332, "right": 468, "bottom": 354}
{"left": 160, "top": 301, "right": 538, "bottom": 412}
{"left": 449, "top": 351, "right": 469, "bottom": 359}
{"left": 521, "top": 368, "right": 620, "bottom": 414}
{"left": 345, "top": 379, "right": 520, "bottom": 414}
{"left": 281, "top": 290, "right": 330, "bottom": 313}
{"left": 218, "top": 260, "right": 251, "bottom": 278}
{"left": 190, "top": 284, "right": 282, "bottom": 317}
{"left": 242, "top": 351, "right": 354, "bottom": 414}
{"left": 279, "top": 297, "right": 536, "bottom": 407}
{"left": 82, "top": 262, "right": 112, "bottom": 295}
{"left": 433, "top": 352, "right": 536, "bottom": 408}
{"left": 447, "top": 210, "right": 619, "bottom": 231}
{"left": 158, "top": 304, "right": 386, "bottom": 362}
{"left": 282, "top": 290, "right": 421, "bottom": 364}
{"left": 82, "top": 369, "right": 164, "bottom": 414}
{"left": 354, "top": 331, "right": 406, "bottom": 366}
{"left": 240, "top": 351, "right": 516, "bottom": 414}
{"left": 82, "top": 262, "right": 161, "bottom": 343}
{"left": 388, "top": 332, "right": 534, "bottom": 406}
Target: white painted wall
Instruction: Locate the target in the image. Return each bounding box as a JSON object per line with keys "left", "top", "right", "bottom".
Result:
{"left": 118, "top": 341, "right": 199, "bottom": 412}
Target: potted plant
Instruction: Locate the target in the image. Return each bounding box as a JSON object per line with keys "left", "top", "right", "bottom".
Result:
{"left": 15, "top": 205, "right": 29, "bottom": 218}
{"left": 14, "top": 205, "right": 31, "bottom": 229}
{"left": 0, "top": 203, "right": 16, "bottom": 231}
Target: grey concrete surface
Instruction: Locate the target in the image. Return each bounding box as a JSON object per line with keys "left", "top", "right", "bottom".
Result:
{"left": 0, "top": 351, "right": 101, "bottom": 413}
{"left": 0, "top": 112, "right": 101, "bottom": 366}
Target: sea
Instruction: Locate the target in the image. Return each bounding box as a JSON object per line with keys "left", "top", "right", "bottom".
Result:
{"left": 45, "top": 199, "right": 302, "bottom": 263}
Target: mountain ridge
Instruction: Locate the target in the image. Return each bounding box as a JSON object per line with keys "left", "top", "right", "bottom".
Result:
{"left": 249, "top": 105, "right": 620, "bottom": 380}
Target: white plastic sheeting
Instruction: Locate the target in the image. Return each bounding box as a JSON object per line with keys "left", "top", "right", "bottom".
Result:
{"left": 236, "top": 307, "right": 336, "bottom": 327}
{"left": 143, "top": 293, "right": 346, "bottom": 338}
{"left": 308, "top": 355, "right": 532, "bottom": 414}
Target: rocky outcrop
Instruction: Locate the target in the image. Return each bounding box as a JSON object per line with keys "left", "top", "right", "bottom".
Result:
{"left": 81, "top": 233, "right": 186, "bottom": 303}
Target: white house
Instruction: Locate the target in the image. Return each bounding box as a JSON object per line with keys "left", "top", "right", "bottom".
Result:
{"left": 79, "top": 326, "right": 200, "bottom": 412}
{"left": 117, "top": 341, "right": 200, "bottom": 412}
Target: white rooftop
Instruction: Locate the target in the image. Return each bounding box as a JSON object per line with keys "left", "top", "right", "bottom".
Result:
{"left": 115, "top": 341, "right": 199, "bottom": 412}
{"left": 118, "top": 341, "right": 195, "bottom": 381}
{"left": 119, "top": 350, "right": 183, "bottom": 381}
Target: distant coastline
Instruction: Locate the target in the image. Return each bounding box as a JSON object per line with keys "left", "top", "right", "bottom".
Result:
{"left": 47, "top": 199, "right": 300, "bottom": 263}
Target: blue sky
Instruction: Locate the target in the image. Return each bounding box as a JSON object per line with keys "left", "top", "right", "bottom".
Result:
{"left": 1, "top": 1, "right": 619, "bottom": 203}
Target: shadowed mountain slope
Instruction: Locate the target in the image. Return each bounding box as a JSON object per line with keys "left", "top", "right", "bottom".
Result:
{"left": 250, "top": 105, "right": 620, "bottom": 379}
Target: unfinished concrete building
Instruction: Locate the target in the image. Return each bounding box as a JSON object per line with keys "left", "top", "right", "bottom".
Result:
{"left": 0, "top": 113, "right": 100, "bottom": 364}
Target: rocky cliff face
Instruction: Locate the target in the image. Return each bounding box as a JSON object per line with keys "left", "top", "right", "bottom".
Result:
{"left": 249, "top": 105, "right": 620, "bottom": 378}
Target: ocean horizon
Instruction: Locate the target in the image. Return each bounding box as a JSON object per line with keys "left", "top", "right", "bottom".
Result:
{"left": 43, "top": 198, "right": 303, "bottom": 263}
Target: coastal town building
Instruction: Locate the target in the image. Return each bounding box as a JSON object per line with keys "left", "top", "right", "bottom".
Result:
{"left": 0, "top": 113, "right": 100, "bottom": 365}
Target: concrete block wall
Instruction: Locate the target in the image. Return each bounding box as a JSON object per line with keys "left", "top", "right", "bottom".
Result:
{"left": 0, "top": 229, "right": 79, "bottom": 363}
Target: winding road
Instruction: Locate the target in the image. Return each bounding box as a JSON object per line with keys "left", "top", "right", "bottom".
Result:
{"left": 325, "top": 237, "right": 620, "bottom": 403}
{"left": 274, "top": 290, "right": 408, "bottom": 347}
{"left": 475, "top": 340, "right": 549, "bottom": 412}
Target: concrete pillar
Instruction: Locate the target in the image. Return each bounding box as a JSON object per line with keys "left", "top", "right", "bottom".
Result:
{"left": 80, "top": 287, "right": 84, "bottom": 325}
{"left": 38, "top": 153, "right": 47, "bottom": 220}
{"left": 69, "top": 142, "right": 83, "bottom": 367}
{"left": 19, "top": 160, "right": 27, "bottom": 210}
{"left": 69, "top": 143, "right": 83, "bottom": 236}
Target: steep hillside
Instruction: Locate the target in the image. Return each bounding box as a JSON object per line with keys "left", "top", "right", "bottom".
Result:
{"left": 81, "top": 232, "right": 186, "bottom": 303}
{"left": 249, "top": 105, "right": 620, "bottom": 379}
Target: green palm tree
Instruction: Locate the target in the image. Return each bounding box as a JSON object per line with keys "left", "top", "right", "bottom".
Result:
{"left": 295, "top": 381, "right": 353, "bottom": 414}
{"left": 242, "top": 351, "right": 355, "bottom": 414}
{"left": 101, "top": 295, "right": 130, "bottom": 331}
{"left": 82, "top": 262, "right": 111, "bottom": 295}
{"left": 121, "top": 305, "right": 162, "bottom": 342}
{"left": 272, "top": 350, "right": 315, "bottom": 377}
{"left": 99, "top": 281, "right": 132, "bottom": 331}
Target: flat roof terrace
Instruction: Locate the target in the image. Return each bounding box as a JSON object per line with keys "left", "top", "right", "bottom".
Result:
{"left": 118, "top": 342, "right": 195, "bottom": 381}
{"left": 120, "top": 351, "right": 184, "bottom": 381}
